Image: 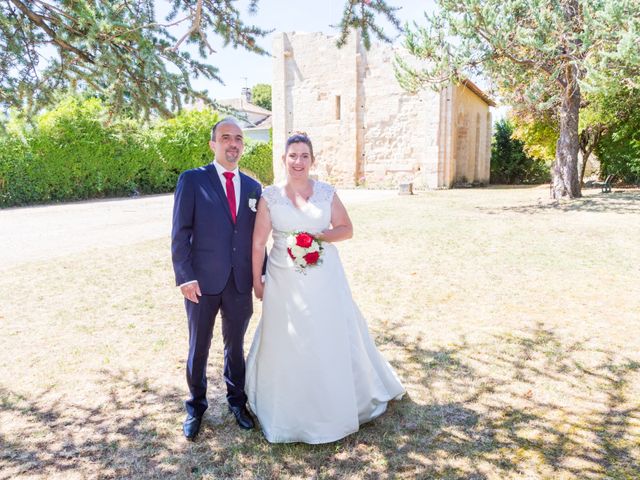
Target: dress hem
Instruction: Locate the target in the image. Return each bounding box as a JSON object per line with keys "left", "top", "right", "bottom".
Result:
{"left": 262, "top": 427, "right": 360, "bottom": 445}
{"left": 254, "top": 393, "right": 405, "bottom": 444}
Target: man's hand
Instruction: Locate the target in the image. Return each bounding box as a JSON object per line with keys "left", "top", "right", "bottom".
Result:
{"left": 181, "top": 281, "right": 202, "bottom": 303}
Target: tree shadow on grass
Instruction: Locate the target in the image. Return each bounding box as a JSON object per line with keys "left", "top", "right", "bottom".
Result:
{"left": 369, "top": 323, "right": 640, "bottom": 479}
{"left": 478, "top": 190, "right": 640, "bottom": 215}
{"left": 2, "top": 372, "right": 238, "bottom": 478}
{"left": 1, "top": 328, "right": 639, "bottom": 479}
{"left": 0, "top": 371, "right": 218, "bottom": 479}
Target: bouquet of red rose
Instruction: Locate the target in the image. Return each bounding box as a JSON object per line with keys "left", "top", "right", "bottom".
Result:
{"left": 286, "top": 231, "right": 323, "bottom": 272}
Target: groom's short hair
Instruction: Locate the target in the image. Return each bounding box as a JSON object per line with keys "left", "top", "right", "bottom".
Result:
{"left": 211, "top": 117, "right": 242, "bottom": 142}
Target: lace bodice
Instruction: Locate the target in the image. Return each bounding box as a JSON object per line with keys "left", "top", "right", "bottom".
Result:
{"left": 262, "top": 181, "right": 335, "bottom": 238}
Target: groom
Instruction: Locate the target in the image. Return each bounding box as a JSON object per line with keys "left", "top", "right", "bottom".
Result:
{"left": 171, "top": 117, "right": 261, "bottom": 440}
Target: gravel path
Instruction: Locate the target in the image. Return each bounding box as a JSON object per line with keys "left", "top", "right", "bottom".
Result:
{"left": 0, "top": 189, "right": 397, "bottom": 270}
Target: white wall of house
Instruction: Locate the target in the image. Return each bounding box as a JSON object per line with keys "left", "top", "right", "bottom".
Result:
{"left": 243, "top": 128, "right": 271, "bottom": 143}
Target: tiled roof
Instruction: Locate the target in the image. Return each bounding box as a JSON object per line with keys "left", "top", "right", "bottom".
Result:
{"left": 217, "top": 98, "right": 272, "bottom": 115}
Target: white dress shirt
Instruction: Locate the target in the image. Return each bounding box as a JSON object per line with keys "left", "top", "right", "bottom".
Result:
{"left": 213, "top": 160, "right": 240, "bottom": 215}
{"left": 179, "top": 161, "right": 241, "bottom": 288}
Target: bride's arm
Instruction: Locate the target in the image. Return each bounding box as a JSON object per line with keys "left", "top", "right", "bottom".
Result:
{"left": 317, "top": 193, "right": 353, "bottom": 243}
{"left": 252, "top": 197, "right": 272, "bottom": 300}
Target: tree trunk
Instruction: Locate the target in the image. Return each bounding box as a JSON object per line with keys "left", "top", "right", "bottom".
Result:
{"left": 552, "top": 75, "right": 582, "bottom": 199}
{"left": 579, "top": 149, "right": 591, "bottom": 187}
{"left": 579, "top": 125, "right": 605, "bottom": 186}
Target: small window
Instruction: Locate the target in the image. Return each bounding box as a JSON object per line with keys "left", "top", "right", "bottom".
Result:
{"left": 335, "top": 95, "right": 341, "bottom": 120}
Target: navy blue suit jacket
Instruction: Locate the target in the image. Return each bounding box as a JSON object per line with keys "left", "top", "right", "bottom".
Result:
{"left": 171, "top": 164, "right": 262, "bottom": 295}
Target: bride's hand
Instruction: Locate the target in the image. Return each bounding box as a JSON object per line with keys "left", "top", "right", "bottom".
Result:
{"left": 253, "top": 278, "right": 264, "bottom": 301}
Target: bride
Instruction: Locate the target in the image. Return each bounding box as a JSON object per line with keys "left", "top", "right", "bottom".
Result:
{"left": 245, "top": 133, "right": 405, "bottom": 444}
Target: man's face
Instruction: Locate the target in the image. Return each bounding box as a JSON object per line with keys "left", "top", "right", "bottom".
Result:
{"left": 210, "top": 122, "right": 244, "bottom": 169}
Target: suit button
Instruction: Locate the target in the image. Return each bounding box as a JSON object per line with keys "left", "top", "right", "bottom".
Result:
{"left": 233, "top": 247, "right": 236, "bottom": 251}
{"left": 234, "top": 230, "right": 238, "bottom": 234}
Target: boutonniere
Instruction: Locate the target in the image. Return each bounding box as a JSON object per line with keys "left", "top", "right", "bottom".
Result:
{"left": 248, "top": 187, "right": 260, "bottom": 212}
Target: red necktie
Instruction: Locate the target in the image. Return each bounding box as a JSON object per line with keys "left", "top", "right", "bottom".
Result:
{"left": 223, "top": 171, "right": 237, "bottom": 223}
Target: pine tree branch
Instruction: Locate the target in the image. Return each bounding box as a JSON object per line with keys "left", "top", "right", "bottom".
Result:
{"left": 172, "top": 0, "right": 205, "bottom": 52}
{"left": 469, "top": 5, "right": 558, "bottom": 82}
{"left": 33, "top": 0, "right": 76, "bottom": 24}
{"left": 2, "top": 0, "right": 402, "bottom": 119}
{"left": 9, "top": 0, "right": 94, "bottom": 64}
{"left": 106, "top": 16, "right": 193, "bottom": 41}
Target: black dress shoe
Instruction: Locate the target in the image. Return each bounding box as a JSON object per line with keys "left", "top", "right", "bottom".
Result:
{"left": 183, "top": 414, "right": 202, "bottom": 440}
{"left": 228, "top": 405, "right": 255, "bottom": 430}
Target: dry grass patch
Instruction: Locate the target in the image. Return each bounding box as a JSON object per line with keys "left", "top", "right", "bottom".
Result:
{"left": 1, "top": 186, "right": 639, "bottom": 479}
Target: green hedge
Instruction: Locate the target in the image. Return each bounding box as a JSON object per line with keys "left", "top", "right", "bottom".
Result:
{"left": 0, "top": 133, "right": 35, "bottom": 205}
{"left": 145, "top": 107, "right": 220, "bottom": 192}
{"left": 241, "top": 140, "right": 274, "bottom": 185}
{"left": 595, "top": 111, "right": 640, "bottom": 185}
{"left": 491, "top": 119, "right": 550, "bottom": 184}
{"left": 0, "top": 97, "right": 274, "bottom": 207}
{"left": 29, "top": 97, "right": 136, "bottom": 201}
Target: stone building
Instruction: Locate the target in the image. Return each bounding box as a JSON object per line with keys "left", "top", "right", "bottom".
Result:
{"left": 271, "top": 31, "right": 495, "bottom": 189}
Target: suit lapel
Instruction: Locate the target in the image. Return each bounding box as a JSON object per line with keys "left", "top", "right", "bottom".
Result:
{"left": 204, "top": 164, "right": 234, "bottom": 224}
{"left": 237, "top": 174, "right": 261, "bottom": 222}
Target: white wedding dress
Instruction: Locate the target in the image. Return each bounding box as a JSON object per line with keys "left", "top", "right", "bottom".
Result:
{"left": 245, "top": 181, "right": 405, "bottom": 444}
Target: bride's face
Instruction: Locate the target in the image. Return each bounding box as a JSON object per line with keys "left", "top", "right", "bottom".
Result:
{"left": 284, "top": 142, "right": 314, "bottom": 180}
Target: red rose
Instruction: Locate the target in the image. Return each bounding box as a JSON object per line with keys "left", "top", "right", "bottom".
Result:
{"left": 303, "top": 251, "right": 320, "bottom": 265}
{"left": 295, "top": 232, "right": 314, "bottom": 248}
{"left": 287, "top": 248, "right": 295, "bottom": 260}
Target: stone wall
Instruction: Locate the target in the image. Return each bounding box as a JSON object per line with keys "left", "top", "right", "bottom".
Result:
{"left": 272, "top": 32, "right": 361, "bottom": 185}
{"left": 272, "top": 31, "right": 493, "bottom": 188}
{"left": 358, "top": 41, "right": 441, "bottom": 188}
{"left": 451, "top": 85, "right": 492, "bottom": 184}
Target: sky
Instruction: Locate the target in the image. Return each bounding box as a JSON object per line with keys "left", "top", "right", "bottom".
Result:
{"left": 157, "top": 0, "right": 437, "bottom": 100}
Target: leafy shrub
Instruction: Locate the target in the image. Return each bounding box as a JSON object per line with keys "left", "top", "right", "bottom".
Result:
{"left": 240, "top": 138, "right": 273, "bottom": 185}
{"left": 0, "top": 96, "right": 274, "bottom": 207}
{"left": 491, "top": 119, "right": 550, "bottom": 184}
{"left": 30, "top": 97, "right": 140, "bottom": 201}
{"left": 0, "top": 132, "right": 35, "bottom": 206}
{"left": 596, "top": 113, "right": 640, "bottom": 185}
{"left": 147, "top": 108, "right": 220, "bottom": 192}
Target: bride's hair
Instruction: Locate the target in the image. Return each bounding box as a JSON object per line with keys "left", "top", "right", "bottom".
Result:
{"left": 285, "top": 132, "right": 315, "bottom": 161}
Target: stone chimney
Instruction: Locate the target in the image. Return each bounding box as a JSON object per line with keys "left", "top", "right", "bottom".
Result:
{"left": 241, "top": 87, "right": 252, "bottom": 104}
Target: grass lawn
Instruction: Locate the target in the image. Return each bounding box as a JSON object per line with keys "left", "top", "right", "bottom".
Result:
{"left": 1, "top": 185, "right": 639, "bottom": 479}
